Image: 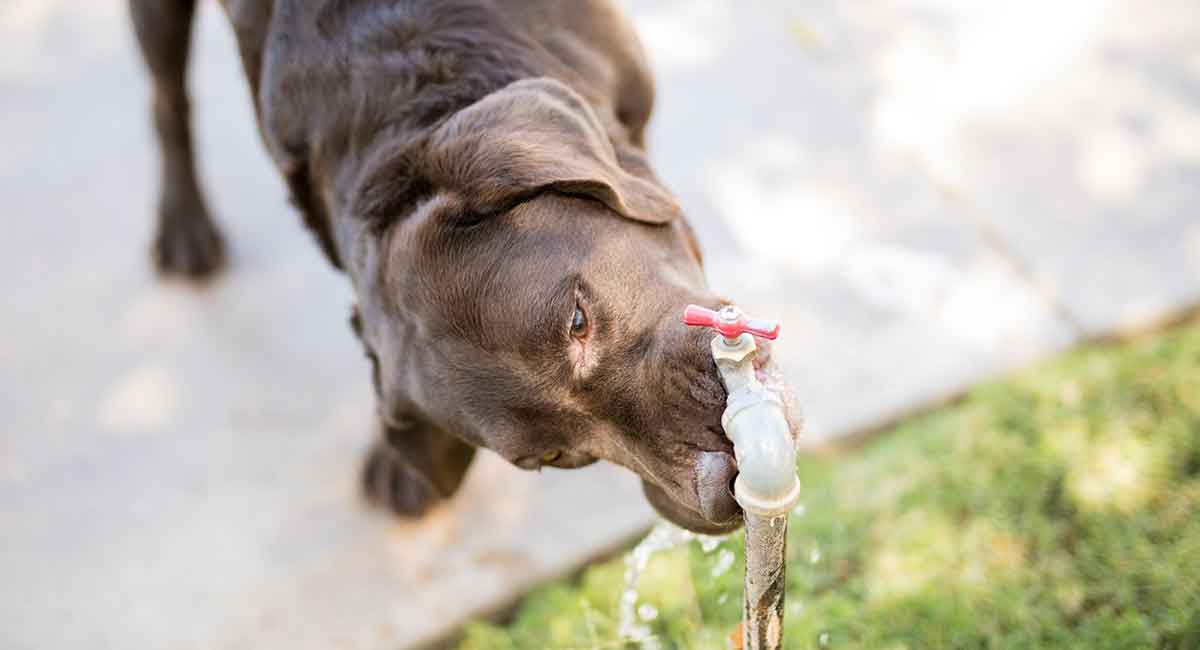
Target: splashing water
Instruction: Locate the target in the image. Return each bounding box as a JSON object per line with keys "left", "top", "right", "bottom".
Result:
{"left": 818, "top": 631, "right": 831, "bottom": 647}
{"left": 617, "top": 522, "right": 730, "bottom": 644}
{"left": 809, "top": 545, "right": 822, "bottom": 565}
{"left": 711, "top": 548, "right": 736, "bottom": 577}
{"left": 618, "top": 522, "right": 695, "bottom": 642}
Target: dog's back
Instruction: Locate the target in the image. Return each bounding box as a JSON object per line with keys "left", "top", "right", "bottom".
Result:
{"left": 133, "top": 0, "right": 656, "bottom": 275}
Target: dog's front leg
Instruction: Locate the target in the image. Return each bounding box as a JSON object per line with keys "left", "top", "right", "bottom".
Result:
{"left": 361, "top": 418, "right": 477, "bottom": 516}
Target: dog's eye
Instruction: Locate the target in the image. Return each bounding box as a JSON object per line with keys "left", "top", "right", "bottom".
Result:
{"left": 541, "top": 450, "right": 562, "bottom": 464}
{"left": 570, "top": 305, "right": 588, "bottom": 338}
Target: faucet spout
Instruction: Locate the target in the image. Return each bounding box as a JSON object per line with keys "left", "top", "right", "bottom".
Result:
{"left": 711, "top": 333, "right": 800, "bottom": 517}
{"left": 682, "top": 304, "right": 801, "bottom": 650}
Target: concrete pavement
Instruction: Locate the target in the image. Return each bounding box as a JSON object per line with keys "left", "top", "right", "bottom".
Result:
{"left": 2, "top": 0, "right": 1198, "bottom": 647}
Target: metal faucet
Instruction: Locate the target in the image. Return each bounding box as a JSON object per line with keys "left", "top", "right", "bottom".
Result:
{"left": 683, "top": 304, "right": 801, "bottom": 650}
{"left": 683, "top": 304, "right": 800, "bottom": 517}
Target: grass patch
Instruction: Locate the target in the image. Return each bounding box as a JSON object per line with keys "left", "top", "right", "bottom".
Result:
{"left": 459, "top": 320, "right": 1200, "bottom": 649}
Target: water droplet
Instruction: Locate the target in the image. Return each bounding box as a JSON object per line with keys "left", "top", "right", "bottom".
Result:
{"left": 700, "top": 537, "right": 721, "bottom": 553}
{"left": 717, "top": 593, "right": 729, "bottom": 605}
{"left": 818, "top": 631, "right": 831, "bottom": 647}
{"left": 711, "top": 548, "right": 736, "bottom": 577}
{"left": 809, "top": 546, "right": 822, "bottom": 564}
{"left": 637, "top": 603, "right": 658, "bottom": 621}
{"left": 792, "top": 503, "right": 807, "bottom": 517}
{"left": 617, "top": 522, "right": 696, "bottom": 640}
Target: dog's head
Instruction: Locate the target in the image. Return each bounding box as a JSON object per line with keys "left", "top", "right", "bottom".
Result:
{"left": 345, "top": 78, "right": 747, "bottom": 533}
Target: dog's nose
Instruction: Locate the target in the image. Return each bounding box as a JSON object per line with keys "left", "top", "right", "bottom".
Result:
{"left": 696, "top": 451, "right": 741, "bottom": 525}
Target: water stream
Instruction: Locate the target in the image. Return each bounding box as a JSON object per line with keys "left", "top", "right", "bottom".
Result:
{"left": 617, "top": 521, "right": 729, "bottom": 644}
{"left": 616, "top": 510, "right": 810, "bottom": 648}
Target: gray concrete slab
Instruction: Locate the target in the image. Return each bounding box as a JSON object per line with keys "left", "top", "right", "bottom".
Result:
{"left": 630, "top": 0, "right": 1075, "bottom": 439}
{"left": 2, "top": 0, "right": 1198, "bottom": 648}
{"left": 831, "top": 0, "right": 1200, "bottom": 336}
{"left": 1, "top": 4, "right": 651, "bottom": 649}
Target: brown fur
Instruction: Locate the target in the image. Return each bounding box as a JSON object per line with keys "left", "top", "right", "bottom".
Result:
{"left": 130, "top": 0, "right": 742, "bottom": 533}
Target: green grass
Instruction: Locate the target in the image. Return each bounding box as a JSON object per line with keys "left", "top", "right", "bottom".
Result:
{"left": 459, "top": 320, "right": 1200, "bottom": 649}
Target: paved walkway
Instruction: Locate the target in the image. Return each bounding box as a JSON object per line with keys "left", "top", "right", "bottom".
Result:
{"left": 2, "top": 0, "right": 1197, "bottom": 648}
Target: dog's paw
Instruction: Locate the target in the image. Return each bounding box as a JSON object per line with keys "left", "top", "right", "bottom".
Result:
{"left": 152, "top": 199, "right": 225, "bottom": 279}
{"left": 361, "top": 441, "right": 441, "bottom": 517}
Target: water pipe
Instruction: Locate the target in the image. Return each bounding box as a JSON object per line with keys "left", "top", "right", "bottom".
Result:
{"left": 683, "top": 304, "right": 801, "bottom": 650}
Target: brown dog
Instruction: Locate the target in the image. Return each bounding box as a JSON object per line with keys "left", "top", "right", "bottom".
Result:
{"left": 130, "top": 0, "right": 750, "bottom": 534}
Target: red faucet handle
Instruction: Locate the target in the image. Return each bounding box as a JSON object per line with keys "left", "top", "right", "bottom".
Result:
{"left": 682, "top": 304, "right": 780, "bottom": 340}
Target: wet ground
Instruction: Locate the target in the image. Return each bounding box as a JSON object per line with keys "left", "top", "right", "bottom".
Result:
{"left": 2, "top": 0, "right": 1198, "bottom": 647}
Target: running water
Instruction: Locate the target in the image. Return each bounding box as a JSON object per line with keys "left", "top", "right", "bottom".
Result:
{"left": 617, "top": 522, "right": 694, "bottom": 643}
{"left": 617, "top": 521, "right": 729, "bottom": 644}
{"left": 616, "top": 508, "right": 810, "bottom": 647}
{"left": 711, "top": 548, "right": 737, "bottom": 577}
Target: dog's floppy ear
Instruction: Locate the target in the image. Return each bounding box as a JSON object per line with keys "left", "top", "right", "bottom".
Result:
{"left": 425, "top": 77, "right": 680, "bottom": 224}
